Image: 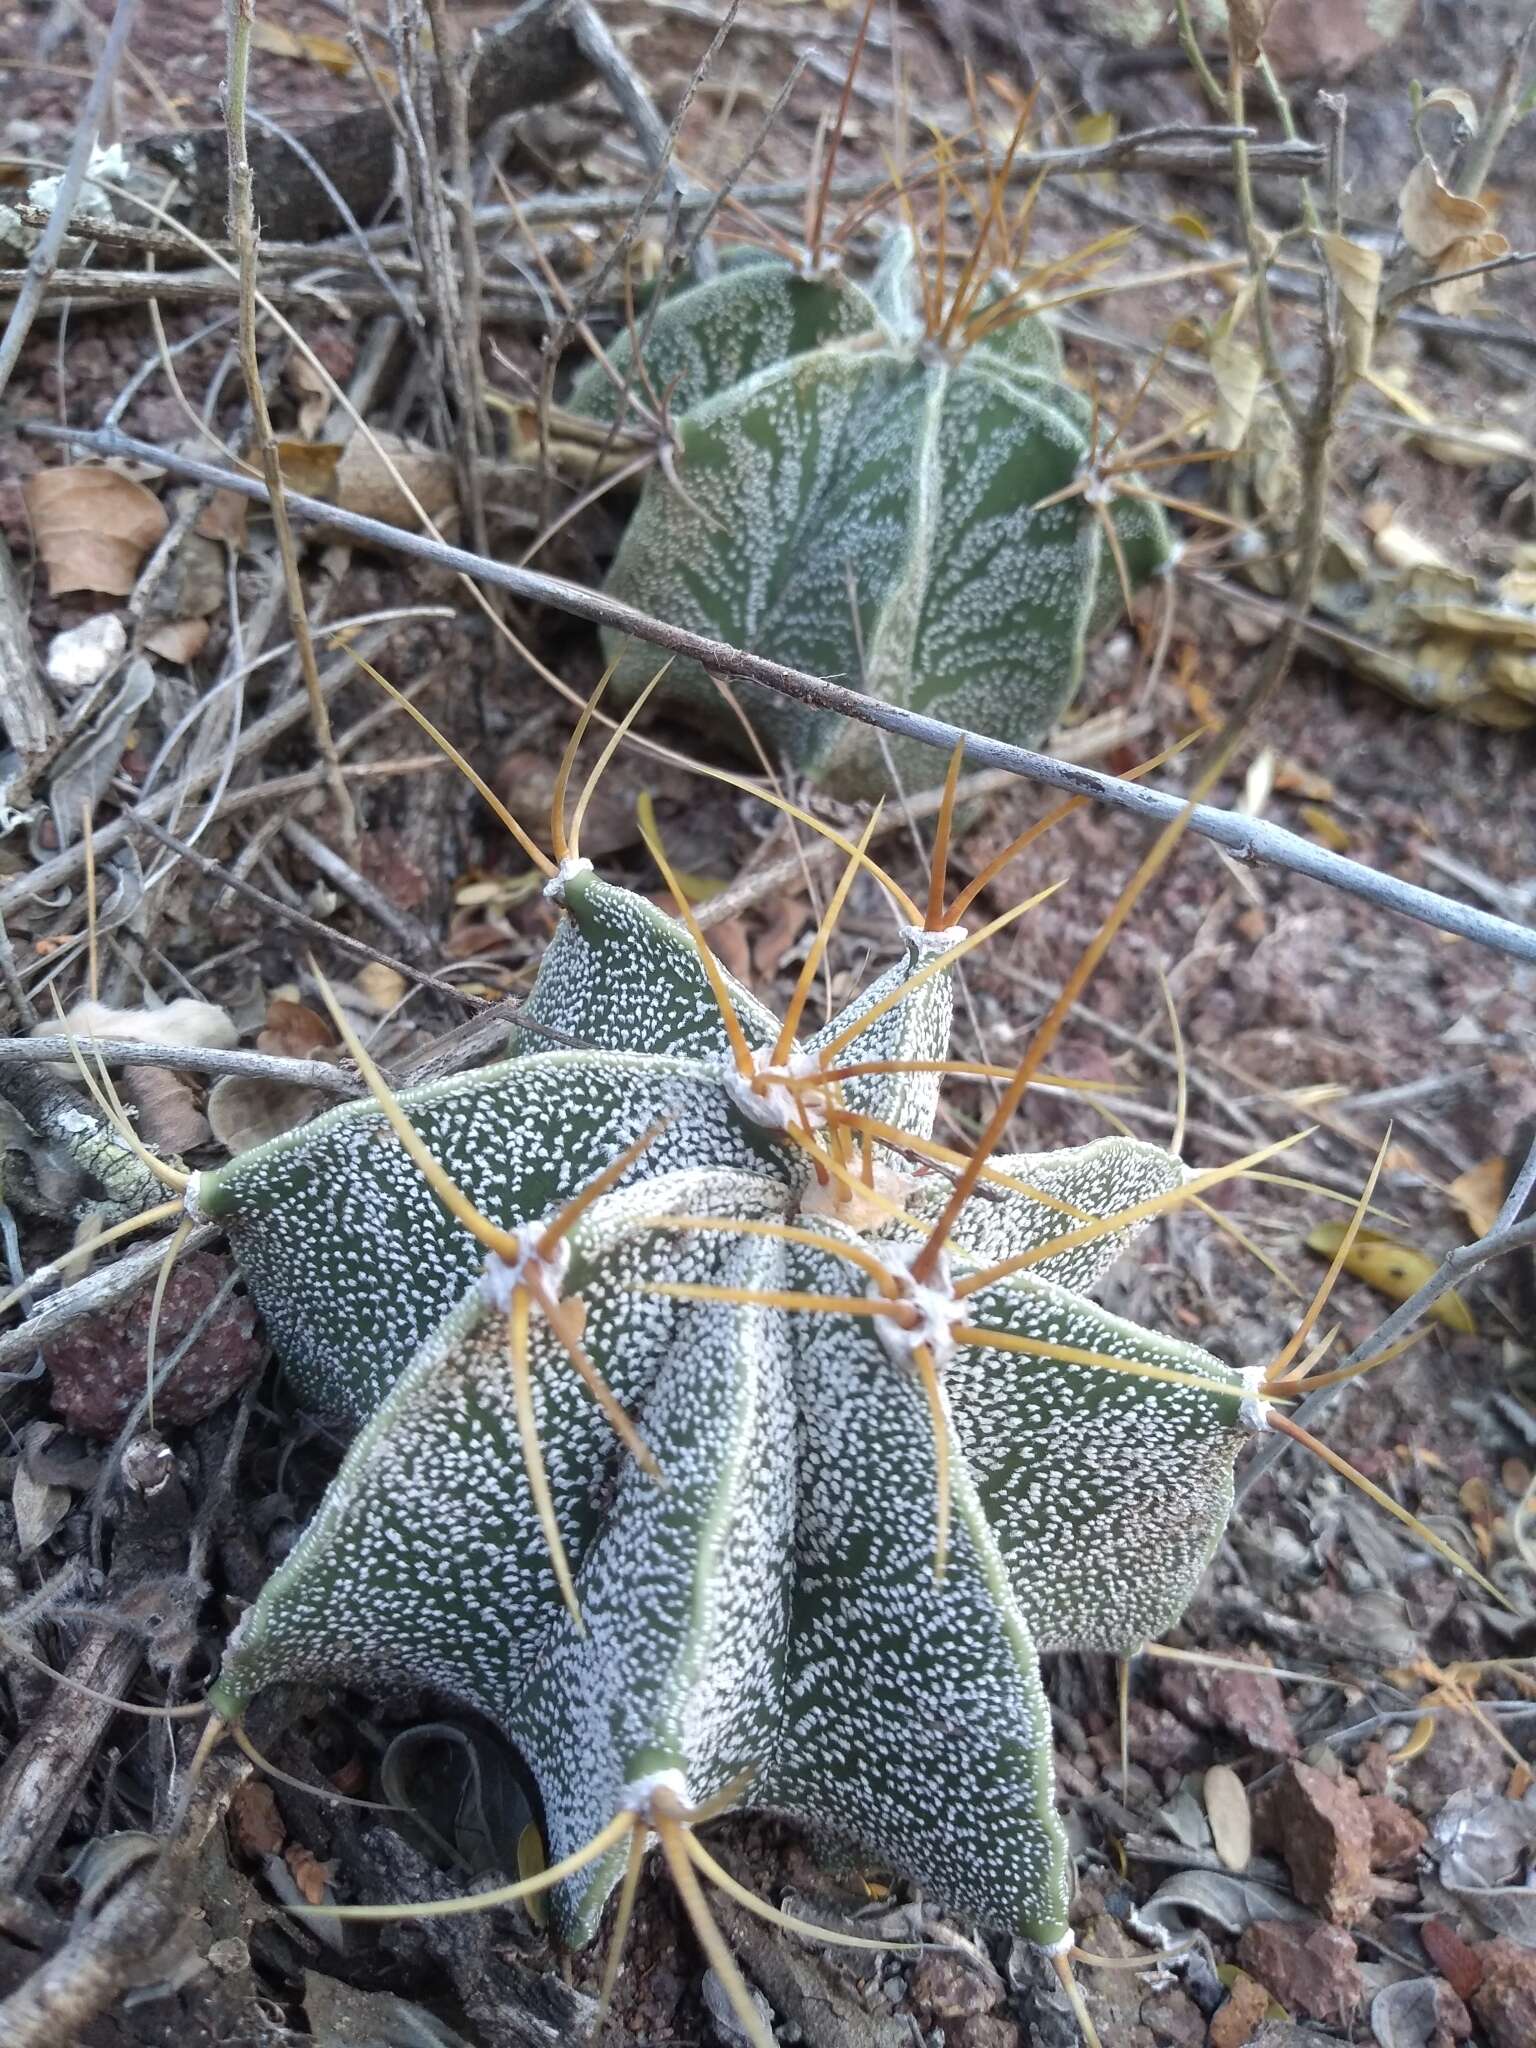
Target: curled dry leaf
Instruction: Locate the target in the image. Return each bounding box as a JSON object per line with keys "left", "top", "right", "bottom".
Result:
{"left": 331, "top": 431, "right": 459, "bottom": 530}
{"left": 207, "top": 1073, "right": 329, "bottom": 1157}
{"left": 1227, "top": 0, "right": 1279, "bottom": 65}
{"left": 1304, "top": 1221, "right": 1476, "bottom": 1332}
{"left": 283, "top": 1842, "right": 337, "bottom": 1907}
{"left": 12, "top": 1424, "right": 72, "bottom": 1556}
{"left": 1448, "top": 1157, "right": 1507, "bottom": 1242}
{"left": 1320, "top": 234, "right": 1382, "bottom": 375}
{"left": 1399, "top": 156, "right": 1490, "bottom": 261}
{"left": 1430, "top": 229, "right": 1511, "bottom": 316}
{"left": 285, "top": 353, "right": 331, "bottom": 440}
{"left": 23, "top": 466, "right": 168, "bottom": 598}
{"left": 1420, "top": 86, "right": 1479, "bottom": 133}
{"left": 142, "top": 618, "right": 211, "bottom": 665}
{"left": 1396, "top": 155, "right": 1509, "bottom": 314}
{"left": 1209, "top": 297, "right": 1264, "bottom": 454}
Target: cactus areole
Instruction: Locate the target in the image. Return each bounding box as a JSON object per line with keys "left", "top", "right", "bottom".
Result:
{"left": 565, "top": 241, "right": 1173, "bottom": 796}
{"left": 203, "top": 857, "right": 1261, "bottom": 1957}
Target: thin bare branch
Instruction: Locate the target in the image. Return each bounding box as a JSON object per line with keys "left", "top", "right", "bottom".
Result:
{"left": 37, "top": 421, "right": 1536, "bottom": 969}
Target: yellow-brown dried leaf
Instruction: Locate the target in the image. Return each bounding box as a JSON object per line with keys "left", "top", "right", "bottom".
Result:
{"left": 1304, "top": 1222, "right": 1476, "bottom": 1332}
{"left": 24, "top": 467, "right": 168, "bottom": 597}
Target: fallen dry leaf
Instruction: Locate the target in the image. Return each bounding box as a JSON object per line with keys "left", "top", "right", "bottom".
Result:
{"left": 752, "top": 890, "right": 811, "bottom": 980}
{"left": 257, "top": 996, "right": 335, "bottom": 1059}
{"left": 121, "top": 1065, "right": 209, "bottom": 1155}
{"left": 23, "top": 466, "right": 167, "bottom": 597}
{"left": 207, "top": 1073, "right": 328, "bottom": 1156}
{"left": 142, "top": 617, "right": 211, "bottom": 665}
{"left": 285, "top": 352, "right": 330, "bottom": 439}
{"left": 1300, "top": 803, "right": 1351, "bottom": 852}
{"left": 196, "top": 486, "right": 248, "bottom": 548}
{"left": 354, "top": 962, "right": 407, "bottom": 1015}
{"left": 275, "top": 440, "right": 342, "bottom": 497}
{"left": 250, "top": 15, "right": 395, "bottom": 87}
{"left": 707, "top": 914, "right": 752, "bottom": 986}
{"left": 1304, "top": 1222, "right": 1476, "bottom": 1332}
{"left": 1448, "top": 1156, "right": 1506, "bottom": 1241}
{"left": 230, "top": 1780, "right": 285, "bottom": 1860}
{"left": 1205, "top": 1764, "right": 1253, "bottom": 1872}
{"left": 251, "top": 17, "right": 356, "bottom": 75}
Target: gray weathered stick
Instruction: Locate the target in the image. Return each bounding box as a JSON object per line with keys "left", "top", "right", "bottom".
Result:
{"left": 26, "top": 420, "right": 1536, "bottom": 969}
{"left": 0, "top": 1038, "right": 362, "bottom": 1098}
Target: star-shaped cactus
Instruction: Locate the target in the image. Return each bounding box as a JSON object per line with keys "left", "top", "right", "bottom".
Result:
{"left": 565, "top": 225, "right": 1173, "bottom": 797}
{"left": 18, "top": 680, "right": 1501, "bottom": 2048}
{"left": 199, "top": 767, "right": 1266, "bottom": 2038}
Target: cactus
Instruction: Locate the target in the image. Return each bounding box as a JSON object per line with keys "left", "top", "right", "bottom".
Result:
{"left": 186, "top": 746, "right": 1279, "bottom": 2048}
{"left": 20, "top": 687, "right": 1501, "bottom": 2048}
{"left": 565, "top": 237, "right": 1173, "bottom": 797}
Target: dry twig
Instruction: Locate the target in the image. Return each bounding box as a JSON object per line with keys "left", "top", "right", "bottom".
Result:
{"left": 224, "top": 0, "right": 357, "bottom": 856}
{"left": 39, "top": 422, "right": 1536, "bottom": 969}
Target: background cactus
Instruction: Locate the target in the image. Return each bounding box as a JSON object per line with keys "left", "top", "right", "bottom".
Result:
{"left": 195, "top": 794, "right": 1267, "bottom": 2042}
{"left": 565, "top": 238, "right": 1173, "bottom": 796}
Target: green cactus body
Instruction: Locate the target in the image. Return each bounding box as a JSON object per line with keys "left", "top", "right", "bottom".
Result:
{"left": 566, "top": 246, "right": 1173, "bottom": 795}
{"left": 204, "top": 866, "right": 1261, "bottom": 1959}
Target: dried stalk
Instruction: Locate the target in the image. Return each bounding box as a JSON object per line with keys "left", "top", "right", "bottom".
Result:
{"left": 224, "top": 0, "right": 357, "bottom": 856}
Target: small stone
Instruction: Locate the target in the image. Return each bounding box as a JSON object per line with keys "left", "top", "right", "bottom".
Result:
{"left": 43, "top": 1251, "right": 264, "bottom": 1436}
{"left": 1470, "top": 1937, "right": 1536, "bottom": 2048}
{"left": 951, "top": 2019, "right": 1021, "bottom": 2048}
{"left": 1252, "top": 1762, "right": 1375, "bottom": 1924}
{"left": 45, "top": 610, "right": 126, "bottom": 691}
{"left": 1128, "top": 1699, "right": 1209, "bottom": 1771}
{"left": 205, "top": 1936, "right": 250, "bottom": 1976}
{"left": 1421, "top": 1917, "right": 1484, "bottom": 2002}
{"left": 909, "top": 1945, "right": 1003, "bottom": 2019}
{"left": 1140, "top": 1986, "right": 1205, "bottom": 2045}
{"left": 1158, "top": 1659, "right": 1298, "bottom": 1758}
{"left": 1363, "top": 1794, "right": 1427, "bottom": 1872}
{"left": 1399, "top": 1715, "right": 1509, "bottom": 1819}
{"left": 1210, "top": 1971, "right": 1270, "bottom": 2048}
{"left": 1237, "top": 1920, "right": 1362, "bottom": 2028}
{"left": 1072, "top": 1915, "right": 1153, "bottom": 2021}
{"left": 1429, "top": 1978, "right": 1474, "bottom": 2043}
